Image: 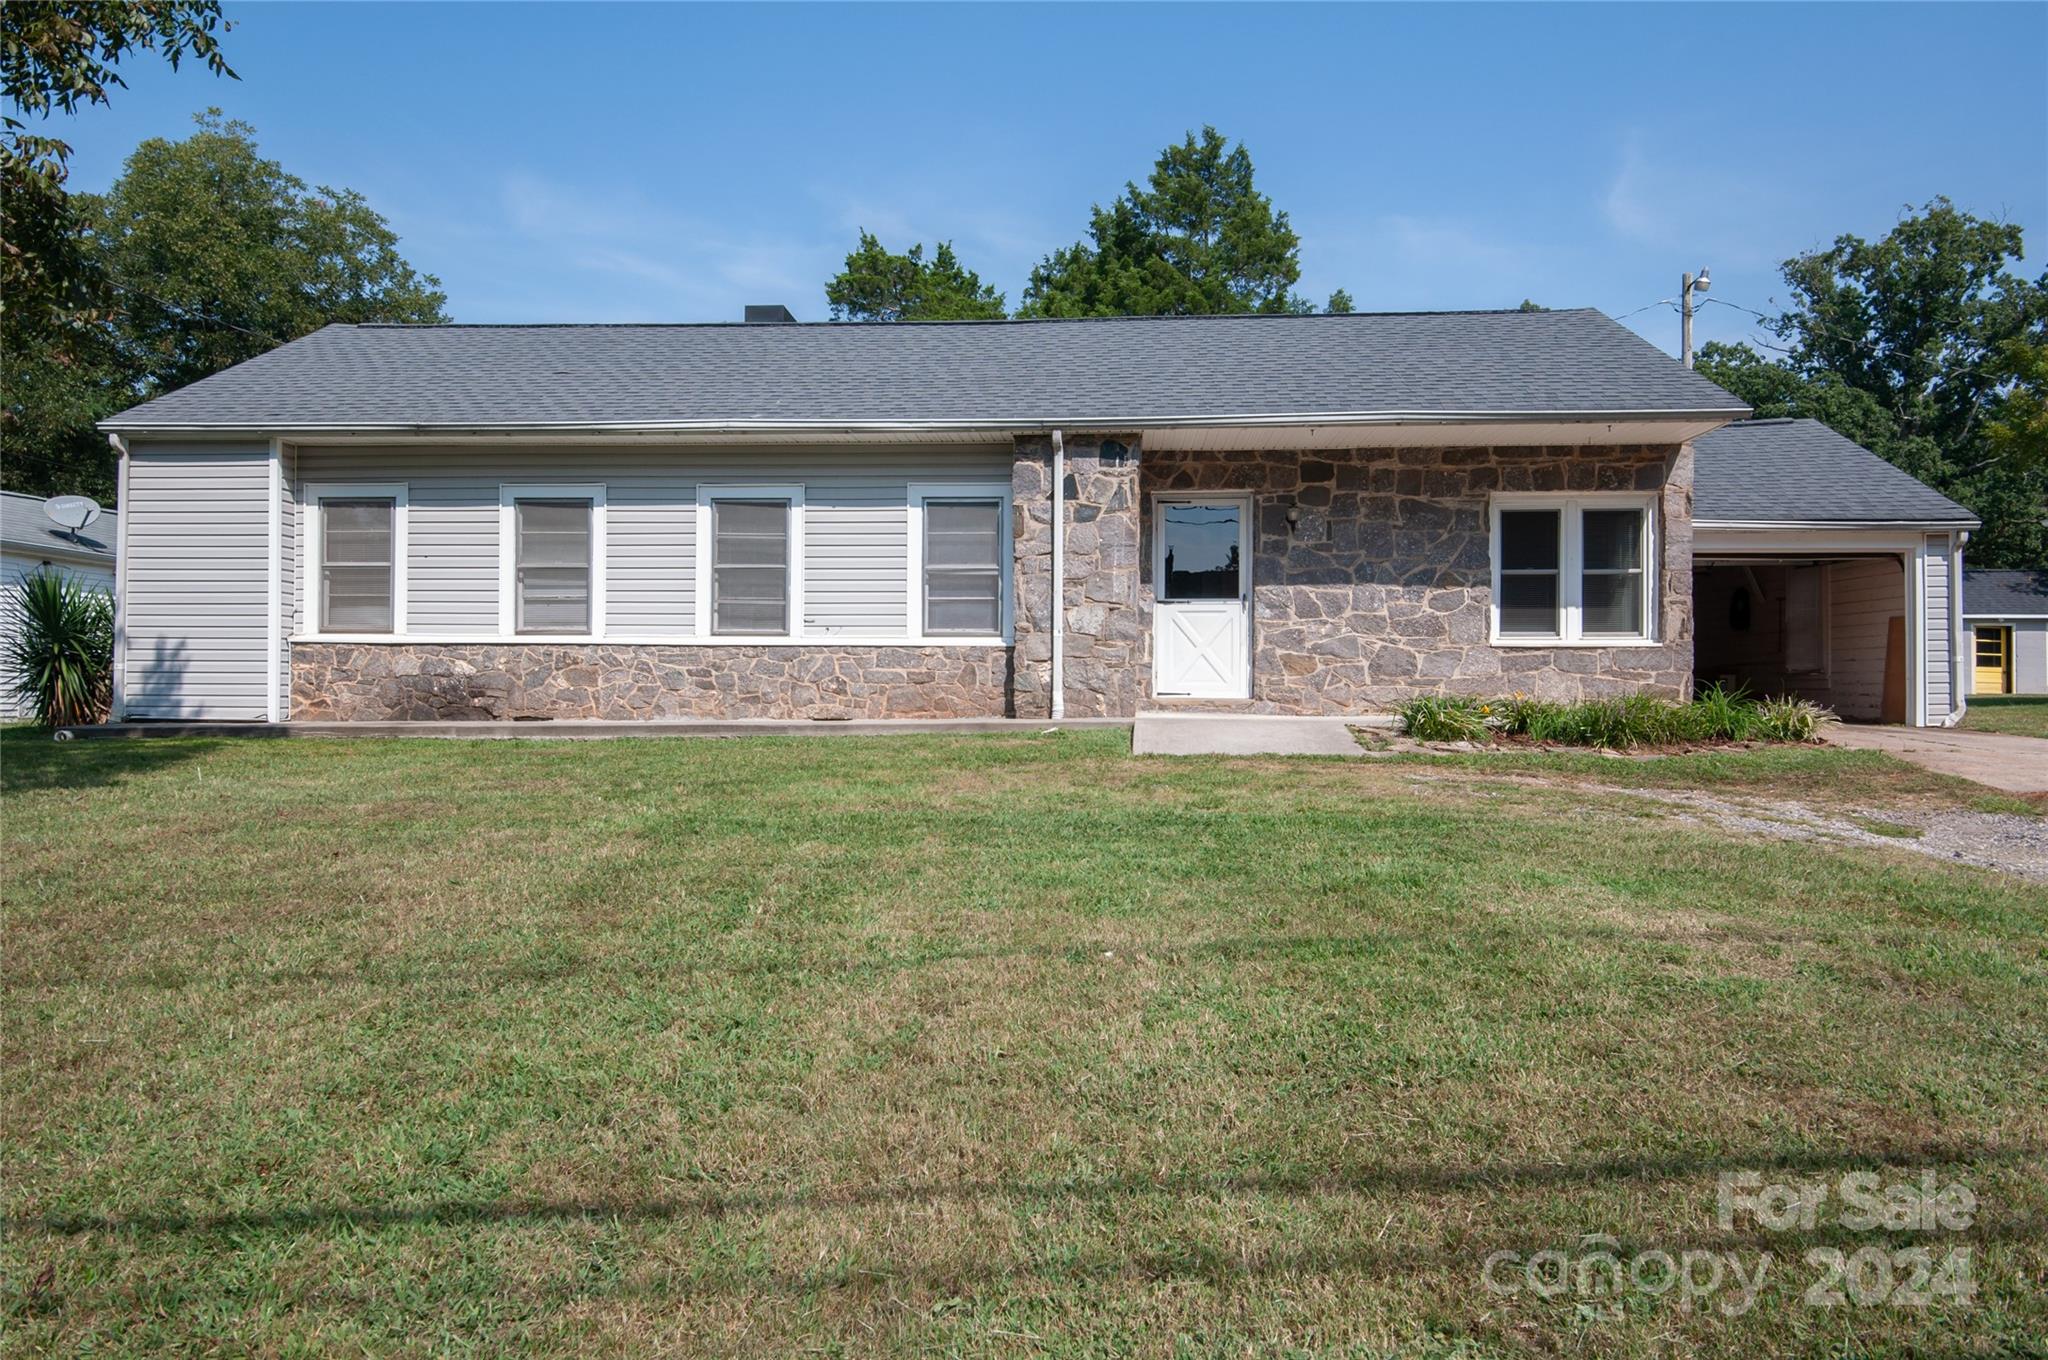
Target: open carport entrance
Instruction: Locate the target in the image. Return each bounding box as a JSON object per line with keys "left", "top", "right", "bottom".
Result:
{"left": 1693, "top": 554, "right": 1909, "bottom": 723}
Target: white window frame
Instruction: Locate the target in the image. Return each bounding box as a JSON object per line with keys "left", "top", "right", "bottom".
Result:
{"left": 907, "top": 481, "right": 1013, "bottom": 644}
{"left": 1489, "top": 493, "right": 1659, "bottom": 646}
{"left": 301, "top": 482, "right": 408, "bottom": 640}
{"left": 695, "top": 483, "right": 804, "bottom": 641}
{"left": 500, "top": 484, "right": 606, "bottom": 639}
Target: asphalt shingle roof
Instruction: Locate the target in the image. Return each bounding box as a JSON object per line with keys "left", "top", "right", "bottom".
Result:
{"left": 102, "top": 309, "right": 1748, "bottom": 432}
{"left": 1692, "top": 418, "right": 1977, "bottom": 526}
{"left": 1963, "top": 569, "right": 2048, "bottom": 619}
{"left": 0, "top": 490, "right": 117, "bottom": 560}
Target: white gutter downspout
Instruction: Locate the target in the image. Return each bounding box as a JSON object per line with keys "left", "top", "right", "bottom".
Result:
{"left": 1948, "top": 529, "right": 1971, "bottom": 726}
{"left": 1050, "top": 429, "right": 1065, "bottom": 720}
{"left": 107, "top": 433, "right": 129, "bottom": 721}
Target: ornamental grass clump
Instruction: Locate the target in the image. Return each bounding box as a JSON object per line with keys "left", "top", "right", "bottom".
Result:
{"left": 1396, "top": 695, "right": 1492, "bottom": 743}
{"left": 1753, "top": 695, "right": 1834, "bottom": 743}
{"left": 3, "top": 571, "right": 114, "bottom": 727}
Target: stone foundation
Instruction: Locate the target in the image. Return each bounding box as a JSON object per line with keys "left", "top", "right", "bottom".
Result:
{"left": 291, "top": 643, "right": 1014, "bottom": 721}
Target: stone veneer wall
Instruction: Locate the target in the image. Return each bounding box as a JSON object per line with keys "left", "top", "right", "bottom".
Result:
{"left": 1128, "top": 444, "right": 1694, "bottom": 713}
{"left": 291, "top": 643, "right": 1013, "bottom": 721}
{"left": 1010, "top": 433, "right": 1146, "bottom": 719}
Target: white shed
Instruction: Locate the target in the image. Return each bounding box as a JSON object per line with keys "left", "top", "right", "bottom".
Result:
{"left": 1962, "top": 570, "right": 2048, "bottom": 697}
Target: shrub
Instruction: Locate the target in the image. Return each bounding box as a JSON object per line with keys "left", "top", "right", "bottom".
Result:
{"left": 4, "top": 571, "right": 114, "bottom": 727}
{"left": 1752, "top": 696, "right": 1834, "bottom": 744}
{"left": 1686, "top": 682, "right": 1760, "bottom": 743}
{"left": 1397, "top": 695, "right": 1491, "bottom": 743}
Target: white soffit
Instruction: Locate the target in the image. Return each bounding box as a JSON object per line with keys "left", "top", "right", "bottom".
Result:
{"left": 1141, "top": 418, "right": 1731, "bottom": 451}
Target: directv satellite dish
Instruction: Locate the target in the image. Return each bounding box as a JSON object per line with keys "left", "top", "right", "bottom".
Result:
{"left": 43, "top": 495, "right": 101, "bottom": 536}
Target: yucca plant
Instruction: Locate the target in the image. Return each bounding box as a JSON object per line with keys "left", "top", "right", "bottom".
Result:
{"left": 4, "top": 571, "right": 114, "bottom": 727}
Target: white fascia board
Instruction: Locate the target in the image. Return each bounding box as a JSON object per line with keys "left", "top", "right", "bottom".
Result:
{"left": 0, "top": 540, "right": 116, "bottom": 566}
{"left": 96, "top": 407, "right": 1753, "bottom": 439}
{"left": 1694, "top": 518, "right": 1980, "bottom": 531}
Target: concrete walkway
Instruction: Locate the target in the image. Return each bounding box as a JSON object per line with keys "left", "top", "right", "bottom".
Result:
{"left": 1827, "top": 724, "right": 2048, "bottom": 794}
{"left": 56, "top": 717, "right": 1131, "bottom": 742}
{"left": 1132, "top": 713, "right": 1370, "bottom": 757}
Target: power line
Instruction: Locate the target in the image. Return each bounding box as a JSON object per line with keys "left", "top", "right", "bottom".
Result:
{"left": 102, "top": 278, "right": 289, "bottom": 348}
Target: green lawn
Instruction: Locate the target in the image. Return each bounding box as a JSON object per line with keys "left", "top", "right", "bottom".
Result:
{"left": 3, "top": 730, "right": 2045, "bottom": 1357}
{"left": 1963, "top": 694, "right": 2048, "bottom": 739}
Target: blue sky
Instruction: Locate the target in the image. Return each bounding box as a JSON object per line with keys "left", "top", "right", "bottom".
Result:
{"left": 54, "top": 2, "right": 2048, "bottom": 356}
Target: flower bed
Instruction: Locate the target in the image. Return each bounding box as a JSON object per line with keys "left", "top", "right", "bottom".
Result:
{"left": 1397, "top": 685, "right": 1834, "bottom": 750}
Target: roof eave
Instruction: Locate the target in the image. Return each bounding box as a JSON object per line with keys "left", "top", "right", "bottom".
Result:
{"left": 97, "top": 407, "right": 1753, "bottom": 437}
{"left": 1694, "top": 517, "right": 1980, "bottom": 531}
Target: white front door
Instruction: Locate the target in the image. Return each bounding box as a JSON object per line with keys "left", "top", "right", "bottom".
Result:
{"left": 1153, "top": 496, "right": 1251, "bottom": 699}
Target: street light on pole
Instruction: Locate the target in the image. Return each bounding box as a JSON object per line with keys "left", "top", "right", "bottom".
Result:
{"left": 1681, "top": 267, "right": 1711, "bottom": 368}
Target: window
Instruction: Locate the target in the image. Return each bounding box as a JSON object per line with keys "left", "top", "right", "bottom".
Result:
{"left": 1496, "top": 508, "right": 1561, "bottom": 637}
{"left": 911, "top": 484, "right": 1010, "bottom": 640}
{"left": 712, "top": 498, "right": 790, "bottom": 635}
{"left": 499, "top": 485, "right": 605, "bottom": 637}
{"left": 516, "top": 499, "right": 592, "bottom": 633}
{"left": 1489, "top": 497, "right": 1656, "bottom": 643}
{"left": 1579, "top": 509, "right": 1646, "bottom": 636}
{"left": 322, "top": 499, "right": 396, "bottom": 632}
{"left": 696, "top": 485, "right": 802, "bottom": 639}
{"left": 305, "top": 483, "right": 406, "bottom": 636}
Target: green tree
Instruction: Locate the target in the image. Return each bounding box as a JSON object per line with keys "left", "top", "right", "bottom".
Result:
{"left": 1018, "top": 127, "right": 1305, "bottom": 317}
{"left": 3, "top": 113, "right": 447, "bottom": 501}
{"left": 824, "top": 231, "right": 1005, "bottom": 321}
{"left": 80, "top": 112, "right": 448, "bottom": 392}
{"left": 1700, "top": 200, "right": 2047, "bottom": 568}
{"left": 2, "top": 0, "right": 236, "bottom": 329}
{"left": 1517, "top": 299, "right": 1550, "bottom": 312}
{"left": 1324, "top": 288, "right": 1354, "bottom": 315}
{"left": 2, "top": 1, "right": 236, "bottom": 502}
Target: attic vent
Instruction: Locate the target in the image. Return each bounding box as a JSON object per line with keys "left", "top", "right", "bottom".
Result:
{"left": 744, "top": 305, "right": 797, "bottom": 324}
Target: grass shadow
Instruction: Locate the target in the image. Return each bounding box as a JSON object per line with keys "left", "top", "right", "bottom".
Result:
{"left": 1, "top": 731, "right": 222, "bottom": 795}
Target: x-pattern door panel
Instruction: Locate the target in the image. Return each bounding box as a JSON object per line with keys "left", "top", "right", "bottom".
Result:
{"left": 1153, "top": 496, "right": 1250, "bottom": 699}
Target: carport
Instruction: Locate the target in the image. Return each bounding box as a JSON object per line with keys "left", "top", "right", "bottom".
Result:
{"left": 1690, "top": 420, "right": 1978, "bottom": 727}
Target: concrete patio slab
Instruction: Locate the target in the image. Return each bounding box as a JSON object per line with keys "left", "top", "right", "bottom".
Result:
{"left": 1132, "top": 713, "right": 1368, "bottom": 757}
{"left": 1826, "top": 724, "right": 2048, "bottom": 794}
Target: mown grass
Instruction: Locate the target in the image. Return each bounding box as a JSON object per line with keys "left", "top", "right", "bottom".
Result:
{"left": 3, "top": 730, "right": 2045, "bottom": 1357}
{"left": 1963, "top": 695, "right": 2048, "bottom": 740}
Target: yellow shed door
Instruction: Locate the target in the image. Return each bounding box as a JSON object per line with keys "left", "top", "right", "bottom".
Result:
{"left": 1973, "top": 627, "right": 2011, "bottom": 695}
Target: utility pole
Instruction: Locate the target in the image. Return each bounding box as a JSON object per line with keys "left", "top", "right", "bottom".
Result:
{"left": 1681, "top": 267, "right": 1711, "bottom": 368}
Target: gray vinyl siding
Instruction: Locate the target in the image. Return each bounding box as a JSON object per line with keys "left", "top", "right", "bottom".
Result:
{"left": 291, "top": 446, "right": 1009, "bottom": 638}
{"left": 804, "top": 481, "right": 908, "bottom": 635}
{"left": 2020, "top": 620, "right": 2048, "bottom": 695}
{"left": 608, "top": 480, "right": 695, "bottom": 636}
{"left": 1923, "top": 533, "right": 1955, "bottom": 720}
{"left": 122, "top": 441, "right": 271, "bottom": 719}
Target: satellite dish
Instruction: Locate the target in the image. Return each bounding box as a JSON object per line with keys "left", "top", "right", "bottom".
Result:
{"left": 43, "top": 495, "right": 101, "bottom": 534}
